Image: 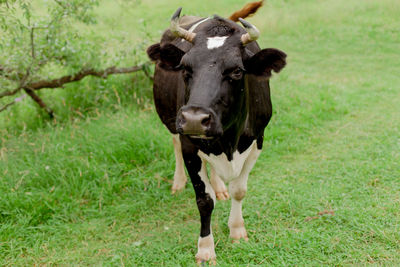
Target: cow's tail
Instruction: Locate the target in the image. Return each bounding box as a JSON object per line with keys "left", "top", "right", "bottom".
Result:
{"left": 228, "top": 0, "right": 264, "bottom": 22}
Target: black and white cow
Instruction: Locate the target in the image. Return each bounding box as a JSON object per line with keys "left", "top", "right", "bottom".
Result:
{"left": 147, "top": 7, "right": 286, "bottom": 264}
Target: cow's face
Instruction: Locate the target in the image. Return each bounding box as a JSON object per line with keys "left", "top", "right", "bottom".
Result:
{"left": 147, "top": 15, "right": 286, "bottom": 139}
{"left": 177, "top": 40, "right": 247, "bottom": 138}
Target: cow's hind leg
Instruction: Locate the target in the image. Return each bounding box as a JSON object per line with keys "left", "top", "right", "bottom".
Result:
{"left": 171, "top": 134, "right": 187, "bottom": 194}
{"left": 182, "top": 140, "right": 216, "bottom": 264}
{"left": 210, "top": 168, "right": 229, "bottom": 200}
{"left": 228, "top": 142, "right": 261, "bottom": 242}
{"left": 228, "top": 175, "right": 249, "bottom": 242}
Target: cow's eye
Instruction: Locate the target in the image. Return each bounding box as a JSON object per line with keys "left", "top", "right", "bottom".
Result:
{"left": 182, "top": 67, "right": 192, "bottom": 80}
{"left": 229, "top": 68, "right": 243, "bottom": 80}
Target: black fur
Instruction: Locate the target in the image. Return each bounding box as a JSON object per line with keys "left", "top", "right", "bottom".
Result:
{"left": 244, "top": 48, "right": 287, "bottom": 77}
{"left": 146, "top": 15, "right": 286, "bottom": 251}
{"left": 159, "top": 44, "right": 185, "bottom": 69}
{"left": 146, "top": 43, "right": 161, "bottom": 61}
{"left": 180, "top": 136, "right": 214, "bottom": 237}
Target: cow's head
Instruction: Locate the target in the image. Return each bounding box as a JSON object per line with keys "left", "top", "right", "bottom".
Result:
{"left": 147, "top": 8, "right": 286, "bottom": 139}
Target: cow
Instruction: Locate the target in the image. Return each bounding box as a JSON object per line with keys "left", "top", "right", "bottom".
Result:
{"left": 146, "top": 3, "right": 286, "bottom": 264}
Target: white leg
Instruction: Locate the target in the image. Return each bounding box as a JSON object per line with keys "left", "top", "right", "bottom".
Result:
{"left": 171, "top": 134, "right": 187, "bottom": 194}
{"left": 228, "top": 143, "right": 261, "bottom": 242}
{"left": 228, "top": 175, "right": 249, "bottom": 242}
{"left": 196, "top": 234, "right": 216, "bottom": 265}
{"left": 210, "top": 167, "right": 229, "bottom": 200}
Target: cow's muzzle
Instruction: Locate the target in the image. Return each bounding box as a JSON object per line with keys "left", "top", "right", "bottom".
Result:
{"left": 176, "top": 106, "right": 222, "bottom": 138}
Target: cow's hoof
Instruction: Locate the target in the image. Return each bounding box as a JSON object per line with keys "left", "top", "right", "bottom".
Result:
{"left": 216, "top": 190, "right": 230, "bottom": 201}
{"left": 196, "top": 234, "right": 216, "bottom": 265}
{"left": 171, "top": 174, "right": 187, "bottom": 194}
{"left": 230, "top": 226, "right": 248, "bottom": 243}
{"left": 196, "top": 253, "right": 216, "bottom": 266}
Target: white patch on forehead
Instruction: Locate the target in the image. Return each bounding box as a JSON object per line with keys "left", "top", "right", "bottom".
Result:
{"left": 198, "top": 140, "right": 258, "bottom": 182}
{"left": 207, "top": 36, "right": 228, "bottom": 50}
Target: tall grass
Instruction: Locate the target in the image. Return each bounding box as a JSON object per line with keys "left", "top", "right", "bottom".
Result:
{"left": 1, "top": 0, "right": 399, "bottom": 265}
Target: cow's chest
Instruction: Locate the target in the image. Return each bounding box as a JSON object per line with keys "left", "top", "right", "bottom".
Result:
{"left": 198, "top": 141, "right": 257, "bottom": 182}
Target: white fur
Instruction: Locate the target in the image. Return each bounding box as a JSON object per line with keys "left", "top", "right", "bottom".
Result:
{"left": 198, "top": 140, "right": 261, "bottom": 241}
{"left": 196, "top": 233, "right": 216, "bottom": 263}
{"left": 171, "top": 134, "right": 187, "bottom": 193}
{"left": 228, "top": 144, "right": 261, "bottom": 239}
{"left": 198, "top": 160, "right": 216, "bottom": 203}
{"left": 207, "top": 36, "right": 228, "bottom": 50}
{"left": 198, "top": 140, "right": 257, "bottom": 182}
{"left": 210, "top": 167, "right": 229, "bottom": 200}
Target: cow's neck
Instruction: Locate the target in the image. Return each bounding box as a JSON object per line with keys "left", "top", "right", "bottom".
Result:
{"left": 196, "top": 100, "right": 248, "bottom": 160}
{"left": 220, "top": 79, "right": 250, "bottom": 159}
{"left": 218, "top": 118, "right": 248, "bottom": 160}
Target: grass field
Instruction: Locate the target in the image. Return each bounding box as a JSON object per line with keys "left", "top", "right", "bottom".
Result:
{"left": 1, "top": 0, "right": 400, "bottom": 265}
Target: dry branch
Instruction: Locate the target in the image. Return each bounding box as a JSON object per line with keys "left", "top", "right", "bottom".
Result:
{"left": 24, "top": 88, "right": 54, "bottom": 117}
{"left": 0, "top": 86, "right": 23, "bottom": 98}
{"left": 0, "top": 68, "right": 30, "bottom": 98}
{"left": 0, "top": 63, "right": 149, "bottom": 114}
{"left": 0, "top": 94, "right": 27, "bottom": 112}
{"left": 1, "top": 63, "right": 148, "bottom": 98}
{"left": 25, "top": 64, "right": 146, "bottom": 91}
{"left": 0, "top": 101, "right": 16, "bottom": 112}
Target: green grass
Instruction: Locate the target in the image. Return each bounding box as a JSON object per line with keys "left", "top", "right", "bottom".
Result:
{"left": 1, "top": 0, "right": 400, "bottom": 265}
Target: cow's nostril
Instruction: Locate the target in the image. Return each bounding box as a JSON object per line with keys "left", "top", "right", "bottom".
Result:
{"left": 201, "top": 115, "right": 211, "bottom": 127}
{"left": 179, "top": 110, "right": 212, "bottom": 135}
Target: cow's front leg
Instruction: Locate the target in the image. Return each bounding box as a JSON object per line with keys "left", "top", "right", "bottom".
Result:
{"left": 228, "top": 141, "right": 261, "bottom": 242}
{"left": 171, "top": 134, "right": 187, "bottom": 194}
{"left": 182, "top": 142, "right": 216, "bottom": 264}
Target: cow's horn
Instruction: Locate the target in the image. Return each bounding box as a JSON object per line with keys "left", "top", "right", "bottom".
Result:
{"left": 170, "top": 7, "right": 196, "bottom": 43}
{"left": 239, "top": 18, "right": 260, "bottom": 45}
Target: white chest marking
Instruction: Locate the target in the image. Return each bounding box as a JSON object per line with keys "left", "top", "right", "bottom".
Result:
{"left": 207, "top": 36, "right": 228, "bottom": 50}
{"left": 198, "top": 141, "right": 257, "bottom": 182}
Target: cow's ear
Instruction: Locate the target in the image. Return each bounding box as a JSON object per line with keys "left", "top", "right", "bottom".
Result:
{"left": 147, "top": 43, "right": 185, "bottom": 69}
{"left": 244, "top": 48, "right": 286, "bottom": 77}
{"left": 159, "top": 44, "right": 185, "bottom": 69}
{"left": 147, "top": 43, "right": 161, "bottom": 61}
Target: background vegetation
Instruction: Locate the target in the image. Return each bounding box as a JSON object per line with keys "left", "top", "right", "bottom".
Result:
{"left": 1, "top": 0, "right": 399, "bottom": 265}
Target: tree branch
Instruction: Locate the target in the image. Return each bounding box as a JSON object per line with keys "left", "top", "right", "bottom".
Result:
{"left": 0, "top": 100, "right": 16, "bottom": 112}
{"left": 25, "top": 64, "right": 148, "bottom": 91}
{"left": 24, "top": 88, "right": 54, "bottom": 117}
{"left": 1, "top": 63, "right": 148, "bottom": 99}
{"left": 0, "top": 86, "right": 23, "bottom": 98}
{"left": 1, "top": 63, "right": 150, "bottom": 114}
{"left": 142, "top": 66, "right": 154, "bottom": 82}
{"left": 30, "top": 26, "right": 36, "bottom": 59}
{"left": 0, "top": 94, "right": 27, "bottom": 113}
{"left": 0, "top": 68, "right": 30, "bottom": 99}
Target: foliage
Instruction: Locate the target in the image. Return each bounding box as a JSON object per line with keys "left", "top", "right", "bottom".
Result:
{"left": 0, "top": 0, "right": 148, "bottom": 117}
{"left": 0, "top": 0, "right": 99, "bottom": 81}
